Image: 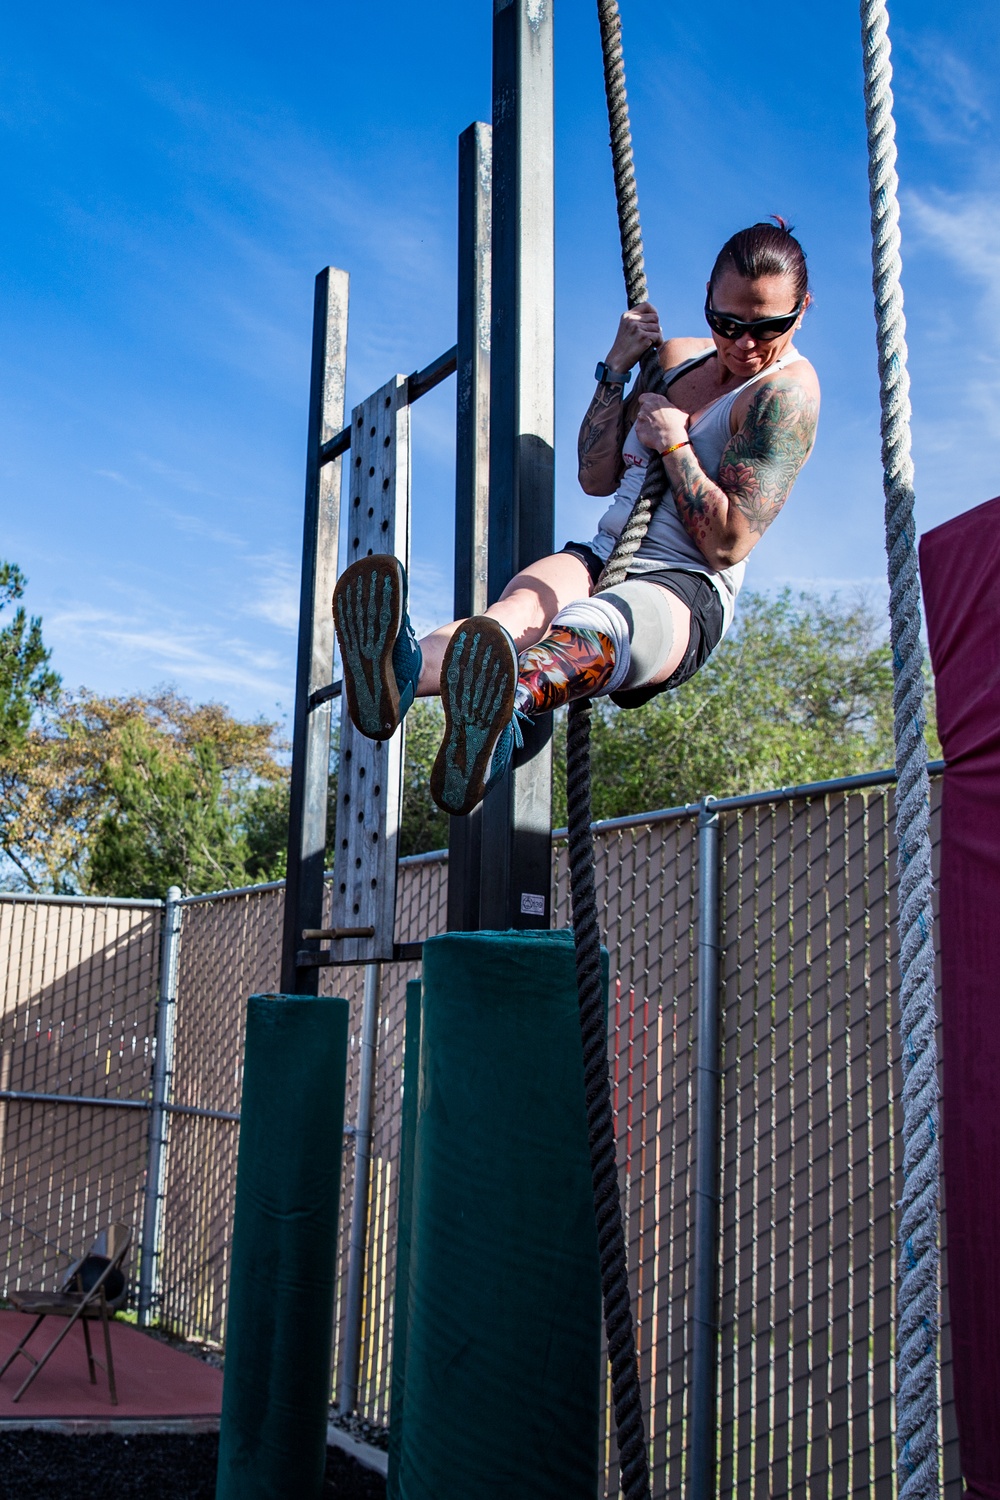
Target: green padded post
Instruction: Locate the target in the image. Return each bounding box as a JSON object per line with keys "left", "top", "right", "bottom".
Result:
{"left": 216, "top": 993, "right": 349, "bottom": 1500}
{"left": 391, "top": 930, "right": 604, "bottom": 1500}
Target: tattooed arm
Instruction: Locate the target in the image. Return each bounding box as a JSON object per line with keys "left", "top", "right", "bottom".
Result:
{"left": 635, "top": 374, "right": 819, "bottom": 569}
{"left": 579, "top": 301, "right": 668, "bottom": 495}
{"left": 577, "top": 381, "right": 630, "bottom": 495}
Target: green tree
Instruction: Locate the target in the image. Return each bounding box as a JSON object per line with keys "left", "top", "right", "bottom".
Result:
{"left": 0, "top": 689, "right": 287, "bottom": 894}
{"left": 0, "top": 562, "right": 60, "bottom": 754}
{"left": 88, "top": 721, "right": 249, "bottom": 897}
{"left": 240, "top": 702, "right": 450, "bottom": 874}
{"left": 551, "top": 589, "right": 936, "bottom": 826}
{"left": 399, "top": 701, "right": 449, "bottom": 856}
{"left": 242, "top": 775, "right": 292, "bottom": 882}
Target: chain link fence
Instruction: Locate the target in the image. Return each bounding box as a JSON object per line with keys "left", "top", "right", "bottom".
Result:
{"left": 0, "top": 895, "right": 162, "bottom": 1303}
{"left": 0, "top": 775, "right": 960, "bottom": 1496}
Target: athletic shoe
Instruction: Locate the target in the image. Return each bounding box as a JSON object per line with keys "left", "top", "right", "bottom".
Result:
{"left": 333, "top": 556, "right": 422, "bottom": 740}
{"left": 430, "top": 617, "right": 528, "bottom": 816}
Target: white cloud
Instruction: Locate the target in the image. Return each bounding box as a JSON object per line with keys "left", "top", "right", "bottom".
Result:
{"left": 94, "top": 468, "right": 139, "bottom": 489}
{"left": 137, "top": 453, "right": 219, "bottom": 498}
{"left": 905, "top": 187, "right": 1000, "bottom": 448}
{"left": 406, "top": 557, "right": 452, "bottom": 638}
{"left": 46, "top": 602, "right": 289, "bottom": 705}
{"left": 241, "top": 553, "right": 301, "bottom": 633}
{"left": 894, "top": 36, "right": 991, "bottom": 146}
{"left": 906, "top": 190, "right": 1000, "bottom": 310}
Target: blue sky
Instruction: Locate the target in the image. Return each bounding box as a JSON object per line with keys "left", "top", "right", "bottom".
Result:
{"left": 2, "top": 1, "right": 996, "bottom": 727}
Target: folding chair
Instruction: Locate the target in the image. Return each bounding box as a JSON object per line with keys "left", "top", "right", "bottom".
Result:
{"left": 0, "top": 1222, "right": 132, "bottom": 1404}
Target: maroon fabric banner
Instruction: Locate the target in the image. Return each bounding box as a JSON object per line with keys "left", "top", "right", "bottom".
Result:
{"left": 920, "top": 495, "right": 1000, "bottom": 1500}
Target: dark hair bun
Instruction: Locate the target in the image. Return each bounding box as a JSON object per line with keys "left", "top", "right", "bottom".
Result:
{"left": 710, "top": 221, "right": 809, "bottom": 302}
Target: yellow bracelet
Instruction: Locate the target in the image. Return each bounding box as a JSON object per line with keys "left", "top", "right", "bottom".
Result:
{"left": 660, "top": 439, "right": 690, "bottom": 457}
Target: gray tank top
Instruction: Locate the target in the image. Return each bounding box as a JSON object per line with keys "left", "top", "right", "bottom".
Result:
{"left": 588, "top": 347, "right": 804, "bottom": 635}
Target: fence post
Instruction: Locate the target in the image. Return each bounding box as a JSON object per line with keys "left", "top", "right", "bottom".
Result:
{"left": 337, "top": 960, "right": 382, "bottom": 1413}
{"left": 138, "top": 884, "right": 182, "bottom": 1328}
{"left": 689, "top": 801, "right": 722, "bottom": 1500}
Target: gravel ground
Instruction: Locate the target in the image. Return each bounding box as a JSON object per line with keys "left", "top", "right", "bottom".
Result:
{"left": 0, "top": 1431, "right": 386, "bottom": 1499}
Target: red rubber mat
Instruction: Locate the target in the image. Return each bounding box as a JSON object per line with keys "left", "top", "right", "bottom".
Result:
{"left": 0, "top": 1312, "right": 222, "bottom": 1419}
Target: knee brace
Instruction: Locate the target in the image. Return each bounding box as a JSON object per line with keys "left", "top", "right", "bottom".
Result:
{"left": 598, "top": 580, "right": 676, "bottom": 691}
{"left": 550, "top": 581, "right": 676, "bottom": 694}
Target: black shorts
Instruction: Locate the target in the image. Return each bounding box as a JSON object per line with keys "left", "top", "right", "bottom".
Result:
{"left": 561, "top": 541, "right": 725, "bottom": 707}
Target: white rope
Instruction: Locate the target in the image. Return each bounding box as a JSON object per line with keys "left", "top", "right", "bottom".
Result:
{"left": 861, "top": 3, "right": 941, "bottom": 1492}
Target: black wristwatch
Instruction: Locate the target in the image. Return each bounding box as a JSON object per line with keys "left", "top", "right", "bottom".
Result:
{"left": 594, "top": 361, "right": 630, "bottom": 386}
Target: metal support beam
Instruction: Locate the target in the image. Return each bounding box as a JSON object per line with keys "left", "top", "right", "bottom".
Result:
{"left": 479, "top": 0, "right": 555, "bottom": 932}
{"left": 689, "top": 800, "right": 722, "bottom": 1500}
{"left": 448, "top": 121, "right": 492, "bottom": 933}
{"left": 138, "top": 884, "right": 182, "bottom": 1327}
{"left": 281, "top": 268, "right": 349, "bottom": 994}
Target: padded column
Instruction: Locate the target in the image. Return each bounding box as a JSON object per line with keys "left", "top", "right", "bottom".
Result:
{"left": 390, "top": 930, "right": 603, "bottom": 1500}
{"left": 921, "top": 497, "right": 1000, "bottom": 1500}
{"left": 216, "top": 993, "right": 349, "bottom": 1500}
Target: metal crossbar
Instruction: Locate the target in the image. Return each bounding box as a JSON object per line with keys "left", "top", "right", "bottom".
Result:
{"left": 317, "top": 347, "right": 457, "bottom": 467}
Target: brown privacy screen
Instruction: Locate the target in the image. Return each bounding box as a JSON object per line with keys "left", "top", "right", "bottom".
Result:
{"left": 0, "top": 896, "right": 162, "bottom": 1304}
{"left": 158, "top": 854, "right": 445, "bottom": 1427}
{"left": 716, "top": 788, "right": 957, "bottom": 1497}
{"left": 0, "top": 794, "right": 960, "bottom": 1497}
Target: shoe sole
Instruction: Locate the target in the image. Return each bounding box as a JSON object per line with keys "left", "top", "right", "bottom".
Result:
{"left": 333, "top": 557, "right": 404, "bottom": 740}
{"left": 431, "top": 618, "right": 518, "bottom": 817}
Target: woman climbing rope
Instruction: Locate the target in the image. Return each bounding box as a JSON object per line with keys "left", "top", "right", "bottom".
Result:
{"left": 334, "top": 219, "right": 821, "bottom": 814}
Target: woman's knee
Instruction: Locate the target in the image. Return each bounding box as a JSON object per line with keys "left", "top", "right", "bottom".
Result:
{"left": 490, "top": 552, "right": 594, "bottom": 646}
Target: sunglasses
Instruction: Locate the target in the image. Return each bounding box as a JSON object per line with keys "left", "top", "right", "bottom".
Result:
{"left": 703, "top": 296, "right": 804, "bottom": 343}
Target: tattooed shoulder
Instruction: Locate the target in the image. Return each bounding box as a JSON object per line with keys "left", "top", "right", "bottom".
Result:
{"left": 717, "top": 375, "right": 819, "bottom": 537}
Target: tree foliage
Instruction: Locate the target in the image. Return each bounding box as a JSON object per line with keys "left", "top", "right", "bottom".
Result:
{"left": 0, "top": 688, "right": 286, "bottom": 895}
{"left": 0, "top": 563, "right": 60, "bottom": 755}
{"left": 399, "top": 701, "right": 449, "bottom": 857}
{"left": 0, "top": 569, "right": 938, "bottom": 892}
{"left": 87, "top": 721, "right": 250, "bottom": 898}
{"left": 549, "top": 589, "right": 937, "bottom": 826}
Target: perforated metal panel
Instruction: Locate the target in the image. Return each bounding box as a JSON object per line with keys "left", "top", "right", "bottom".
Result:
{"left": 329, "top": 375, "right": 411, "bottom": 963}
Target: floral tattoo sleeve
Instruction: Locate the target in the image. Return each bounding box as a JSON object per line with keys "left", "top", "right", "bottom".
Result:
{"left": 666, "top": 373, "right": 818, "bottom": 555}
{"left": 716, "top": 376, "right": 818, "bottom": 534}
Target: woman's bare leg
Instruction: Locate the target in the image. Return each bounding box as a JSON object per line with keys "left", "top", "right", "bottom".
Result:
{"left": 416, "top": 551, "right": 594, "bottom": 695}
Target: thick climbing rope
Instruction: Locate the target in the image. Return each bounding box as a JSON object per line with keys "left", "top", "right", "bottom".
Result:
{"left": 563, "top": 6, "right": 661, "bottom": 1500}
{"left": 572, "top": 4, "right": 941, "bottom": 1496}
{"left": 861, "top": 3, "right": 940, "bottom": 1493}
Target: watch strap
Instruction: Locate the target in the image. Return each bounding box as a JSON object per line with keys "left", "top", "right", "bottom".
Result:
{"left": 594, "top": 361, "right": 630, "bottom": 386}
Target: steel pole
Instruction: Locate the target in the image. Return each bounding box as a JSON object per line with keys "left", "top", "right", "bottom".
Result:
{"left": 478, "top": 0, "right": 555, "bottom": 932}
{"left": 138, "top": 884, "right": 182, "bottom": 1327}
{"left": 337, "top": 961, "right": 382, "bottom": 1413}
{"left": 689, "top": 802, "right": 722, "bottom": 1499}
{"left": 448, "top": 120, "right": 493, "bottom": 933}
{"left": 281, "top": 267, "right": 350, "bottom": 993}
